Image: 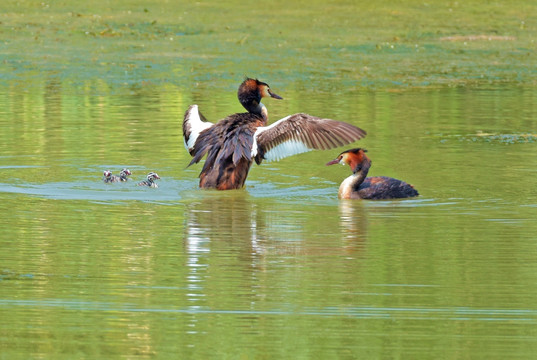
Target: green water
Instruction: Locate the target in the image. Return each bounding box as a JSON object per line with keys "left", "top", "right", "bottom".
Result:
{"left": 2, "top": 1, "right": 537, "bottom": 359}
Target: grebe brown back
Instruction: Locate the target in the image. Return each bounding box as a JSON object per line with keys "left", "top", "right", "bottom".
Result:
{"left": 326, "top": 148, "right": 419, "bottom": 200}
{"left": 183, "top": 78, "right": 367, "bottom": 190}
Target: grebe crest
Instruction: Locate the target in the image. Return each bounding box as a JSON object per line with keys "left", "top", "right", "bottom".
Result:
{"left": 238, "top": 78, "right": 282, "bottom": 121}
{"left": 327, "top": 148, "right": 370, "bottom": 173}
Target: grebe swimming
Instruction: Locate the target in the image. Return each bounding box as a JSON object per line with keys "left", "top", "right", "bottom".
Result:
{"left": 103, "top": 168, "right": 131, "bottom": 183}
{"left": 137, "top": 172, "right": 160, "bottom": 188}
{"left": 183, "top": 78, "right": 366, "bottom": 190}
{"left": 116, "top": 168, "right": 132, "bottom": 182}
{"left": 326, "top": 148, "right": 418, "bottom": 199}
{"left": 103, "top": 170, "right": 114, "bottom": 183}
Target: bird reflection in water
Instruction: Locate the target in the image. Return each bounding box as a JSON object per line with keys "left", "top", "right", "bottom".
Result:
{"left": 184, "top": 192, "right": 369, "bottom": 267}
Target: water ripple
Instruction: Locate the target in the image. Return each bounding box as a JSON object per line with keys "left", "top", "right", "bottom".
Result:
{"left": 0, "top": 299, "right": 534, "bottom": 322}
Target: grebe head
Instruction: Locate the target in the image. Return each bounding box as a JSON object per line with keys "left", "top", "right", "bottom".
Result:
{"left": 103, "top": 170, "right": 112, "bottom": 178}
{"left": 238, "top": 78, "right": 282, "bottom": 117}
{"left": 326, "top": 148, "right": 371, "bottom": 173}
{"left": 120, "top": 168, "right": 132, "bottom": 177}
{"left": 147, "top": 172, "right": 160, "bottom": 181}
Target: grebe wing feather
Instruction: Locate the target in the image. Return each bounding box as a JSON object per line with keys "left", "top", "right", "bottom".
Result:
{"left": 183, "top": 105, "right": 214, "bottom": 155}
{"left": 252, "top": 113, "right": 366, "bottom": 164}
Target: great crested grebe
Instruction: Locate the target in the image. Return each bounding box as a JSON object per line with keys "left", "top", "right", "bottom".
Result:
{"left": 326, "top": 148, "right": 419, "bottom": 200}
{"left": 137, "top": 172, "right": 160, "bottom": 188}
{"left": 183, "top": 78, "right": 367, "bottom": 190}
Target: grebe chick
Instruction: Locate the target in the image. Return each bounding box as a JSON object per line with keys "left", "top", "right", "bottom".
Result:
{"left": 117, "top": 168, "right": 132, "bottom": 182}
{"left": 103, "top": 168, "right": 131, "bottom": 183}
{"left": 137, "top": 172, "right": 160, "bottom": 188}
{"left": 103, "top": 170, "right": 114, "bottom": 183}
{"left": 326, "top": 148, "right": 419, "bottom": 200}
{"left": 183, "top": 78, "right": 367, "bottom": 190}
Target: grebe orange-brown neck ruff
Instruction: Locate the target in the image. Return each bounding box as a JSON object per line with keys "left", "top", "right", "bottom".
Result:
{"left": 326, "top": 148, "right": 419, "bottom": 200}
{"left": 183, "top": 78, "right": 367, "bottom": 190}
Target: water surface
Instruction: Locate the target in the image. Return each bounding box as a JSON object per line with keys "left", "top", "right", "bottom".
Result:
{"left": 2, "top": 1, "right": 537, "bottom": 358}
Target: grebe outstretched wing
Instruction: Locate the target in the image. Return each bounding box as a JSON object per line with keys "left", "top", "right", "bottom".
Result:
{"left": 252, "top": 113, "right": 366, "bottom": 164}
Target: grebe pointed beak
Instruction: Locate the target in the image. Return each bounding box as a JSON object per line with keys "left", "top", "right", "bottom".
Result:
{"left": 268, "top": 89, "right": 283, "bottom": 100}
{"left": 326, "top": 158, "right": 340, "bottom": 166}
